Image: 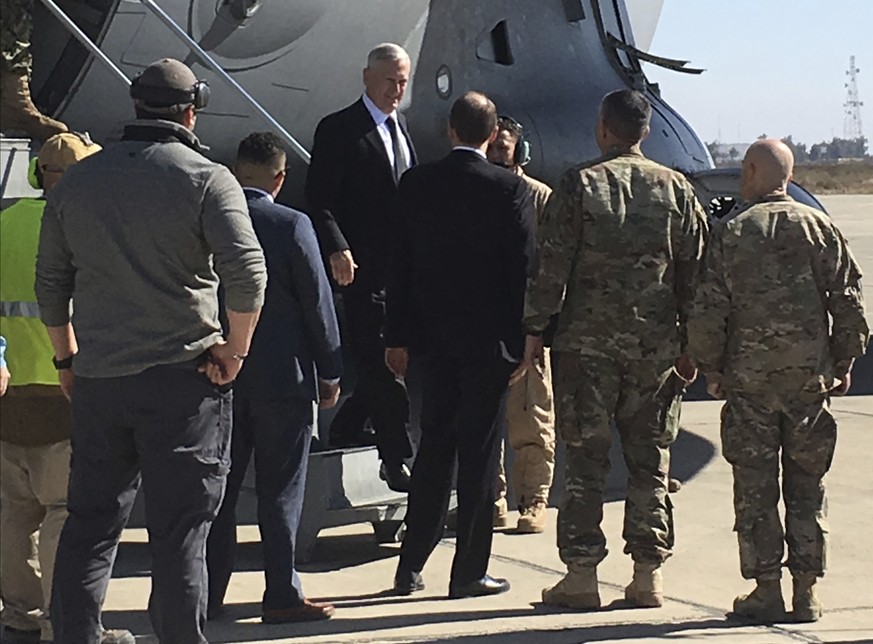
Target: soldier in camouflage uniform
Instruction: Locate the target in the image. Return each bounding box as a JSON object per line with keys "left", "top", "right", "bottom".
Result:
{"left": 688, "top": 139, "right": 869, "bottom": 623}
{"left": 523, "top": 89, "right": 708, "bottom": 610}
{"left": 1, "top": 0, "right": 68, "bottom": 140}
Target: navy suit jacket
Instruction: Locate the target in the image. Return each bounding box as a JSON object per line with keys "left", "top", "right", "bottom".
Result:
{"left": 235, "top": 189, "right": 343, "bottom": 401}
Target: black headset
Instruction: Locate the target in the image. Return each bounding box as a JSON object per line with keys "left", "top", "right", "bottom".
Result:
{"left": 130, "top": 72, "right": 210, "bottom": 113}
{"left": 498, "top": 115, "right": 531, "bottom": 166}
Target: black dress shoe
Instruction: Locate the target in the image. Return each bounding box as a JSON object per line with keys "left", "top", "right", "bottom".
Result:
{"left": 448, "top": 575, "right": 510, "bottom": 599}
{"left": 380, "top": 462, "right": 412, "bottom": 492}
{"left": 394, "top": 569, "right": 425, "bottom": 595}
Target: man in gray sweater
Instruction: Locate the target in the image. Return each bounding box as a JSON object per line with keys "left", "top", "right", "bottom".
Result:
{"left": 35, "top": 58, "right": 267, "bottom": 644}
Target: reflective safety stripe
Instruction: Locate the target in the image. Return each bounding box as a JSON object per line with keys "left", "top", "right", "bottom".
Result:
{"left": 0, "top": 301, "right": 41, "bottom": 318}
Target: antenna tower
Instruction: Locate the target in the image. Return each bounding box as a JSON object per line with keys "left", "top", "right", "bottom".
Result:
{"left": 844, "top": 56, "right": 864, "bottom": 139}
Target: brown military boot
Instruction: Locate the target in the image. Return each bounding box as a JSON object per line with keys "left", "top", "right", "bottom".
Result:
{"left": 516, "top": 498, "right": 548, "bottom": 533}
{"left": 542, "top": 563, "right": 600, "bottom": 609}
{"left": 733, "top": 578, "right": 787, "bottom": 622}
{"left": 625, "top": 562, "right": 664, "bottom": 608}
{"left": 791, "top": 573, "right": 822, "bottom": 622}
{"left": 0, "top": 71, "right": 68, "bottom": 141}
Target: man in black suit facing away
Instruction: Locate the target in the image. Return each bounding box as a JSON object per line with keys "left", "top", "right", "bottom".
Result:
{"left": 305, "top": 43, "right": 416, "bottom": 491}
{"left": 206, "top": 132, "right": 343, "bottom": 623}
{"left": 386, "top": 92, "right": 536, "bottom": 598}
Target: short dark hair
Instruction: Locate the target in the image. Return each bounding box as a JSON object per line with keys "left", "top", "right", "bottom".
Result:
{"left": 600, "top": 89, "right": 651, "bottom": 143}
{"left": 496, "top": 116, "right": 522, "bottom": 142}
{"left": 450, "top": 91, "right": 497, "bottom": 146}
{"left": 236, "top": 131, "right": 286, "bottom": 166}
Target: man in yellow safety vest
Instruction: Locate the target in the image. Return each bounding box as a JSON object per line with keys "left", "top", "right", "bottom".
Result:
{"left": 0, "top": 133, "right": 132, "bottom": 644}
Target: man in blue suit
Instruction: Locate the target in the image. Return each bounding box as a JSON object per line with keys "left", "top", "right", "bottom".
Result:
{"left": 206, "top": 132, "right": 344, "bottom": 623}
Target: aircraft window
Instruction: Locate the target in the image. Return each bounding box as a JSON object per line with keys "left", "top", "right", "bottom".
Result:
{"left": 562, "top": 0, "right": 586, "bottom": 22}
{"left": 435, "top": 65, "right": 452, "bottom": 99}
{"left": 476, "top": 21, "right": 514, "bottom": 66}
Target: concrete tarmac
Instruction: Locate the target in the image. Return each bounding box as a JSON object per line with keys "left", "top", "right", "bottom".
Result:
{"left": 102, "top": 398, "right": 873, "bottom": 644}
{"left": 101, "top": 195, "right": 873, "bottom": 643}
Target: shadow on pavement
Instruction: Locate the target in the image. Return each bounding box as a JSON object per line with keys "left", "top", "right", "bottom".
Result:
{"left": 100, "top": 608, "right": 739, "bottom": 643}
{"left": 298, "top": 532, "right": 400, "bottom": 572}
{"left": 111, "top": 530, "right": 401, "bottom": 580}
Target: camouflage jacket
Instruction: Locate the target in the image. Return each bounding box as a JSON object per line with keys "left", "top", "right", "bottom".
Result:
{"left": 687, "top": 194, "right": 869, "bottom": 394}
{"left": 523, "top": 151, "right": 708, "bottom": 363}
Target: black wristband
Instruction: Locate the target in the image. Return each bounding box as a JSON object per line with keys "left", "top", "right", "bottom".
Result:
{"left": 52, "top": 354, "right": 74, "bottom": 370}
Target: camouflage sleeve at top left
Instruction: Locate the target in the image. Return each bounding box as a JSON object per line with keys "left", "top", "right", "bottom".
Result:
{"left": 686, "top": 224, "right": 730, "bottom": 381}
{"left": 672, "top": 179, "right": 710, "bottom": 353}
{"left": 523, "top": 170, "right": 583, "bottom": 335}
{"left": 821, "top": 224, "right": 870, "bottom": 374}
{"left": 0, "top": 0, "right": 34, "bottom": 74}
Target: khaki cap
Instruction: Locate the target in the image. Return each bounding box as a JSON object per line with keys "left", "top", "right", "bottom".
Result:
{"left": 37, "top": 132, "right": 102, "bottom": 171}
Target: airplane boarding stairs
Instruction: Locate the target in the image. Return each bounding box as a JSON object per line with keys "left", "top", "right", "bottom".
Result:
{"left": 1, "top": 0, "right": 419, "bottom": 558}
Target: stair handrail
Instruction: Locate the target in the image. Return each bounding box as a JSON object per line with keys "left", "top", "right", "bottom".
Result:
{"left": 39, "top": 0, "right": 131, "bottom": 86}
{"left": 138, "top": 0, "right": 310, "bottom": 163}
{"left": 38, "top": 0, "right": 311, "bottom": 164}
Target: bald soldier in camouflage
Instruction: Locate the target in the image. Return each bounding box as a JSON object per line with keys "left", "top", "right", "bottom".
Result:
{"left": 688, "top": 139, "right": 869, "bottom": 623}
{"left": 523, "top": 89, "right": 708, "bottom": 610}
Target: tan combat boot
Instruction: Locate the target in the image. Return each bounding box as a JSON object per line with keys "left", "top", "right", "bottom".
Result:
{"left": 0, "top": 71, "right": 68, "bottom": 141}
{"left": 791, "top": 573, "right": 822, "bottom": 622}
{"left": 493, "top": 496, "right": 510, "bottom": 528}
{"left": 625, "top": 562, "right": 664, "bottom": 608}
{"left": 516, "top": 498, "right": 548, "bottom": 534}
{"left": 733, "top": 578, "right": 787, "bottom": 622}
{"left": 542, "top": 563, "right": 600, "bottom": 609}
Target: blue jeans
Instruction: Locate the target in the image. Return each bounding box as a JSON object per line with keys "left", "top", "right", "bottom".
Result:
{"left": 207, "top": 395, "right": 314, "bottom": 613}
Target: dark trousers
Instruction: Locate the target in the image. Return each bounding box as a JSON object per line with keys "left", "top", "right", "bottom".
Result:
{"left": 51, "top": 361, "right": 231, "bottom": 644}
{"left": 331, "top": 285, "right": 412, "bottom": 464}
{"left": 206, "top": 396, "right": 313, "bottom": 612}
{"left": 398, "top": 352, "right": 512, "bottom": 586}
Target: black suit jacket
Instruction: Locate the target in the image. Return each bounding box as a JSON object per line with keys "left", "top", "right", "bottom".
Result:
{"left": 235, "top": 190, "right": 343, "bottom": 401}
{"left": 304, "top": 97, "right": 416, "bottom": 290}
{"left": 386, "top": 150, "right": 536, "bottom": 361}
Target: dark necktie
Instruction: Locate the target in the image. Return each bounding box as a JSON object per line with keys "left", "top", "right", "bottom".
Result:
{"left": 385, "top": 116, "right": 409, "bottom": 181}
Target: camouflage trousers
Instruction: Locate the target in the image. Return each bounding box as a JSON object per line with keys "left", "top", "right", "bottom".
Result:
{"left": 496, "top": 348, "right": 556, "bottom": 508}
{"left": 1, "top": 0, "right": 33, "bottom": 74}
{"left": 554, "top": 352, "right": 685, "bottom": 567}
{"left": 721, "top": 392, "right": 836, "bottom": 580}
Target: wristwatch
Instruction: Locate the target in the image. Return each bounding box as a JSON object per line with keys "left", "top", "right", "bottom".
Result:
{"left": 52, "top": 354, "right": 74, "bottom": 370}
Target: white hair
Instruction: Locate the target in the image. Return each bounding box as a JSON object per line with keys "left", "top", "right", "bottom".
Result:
{"left": 366, "top": 43, "right": 409, "bottom": 68}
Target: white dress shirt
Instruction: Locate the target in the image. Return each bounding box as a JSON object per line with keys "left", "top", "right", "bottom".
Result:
{"left": 362, "top": 93, "right": 412, "bottom": 173}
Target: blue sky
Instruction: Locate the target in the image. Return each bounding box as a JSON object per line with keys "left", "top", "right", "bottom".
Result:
{"left": 642, "top": 0, "right": 873, "bottom": 146}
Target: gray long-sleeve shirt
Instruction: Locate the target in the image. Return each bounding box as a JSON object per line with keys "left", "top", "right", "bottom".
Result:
{"left": 35, "top": 120, "right": 267, "bottom": 378}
